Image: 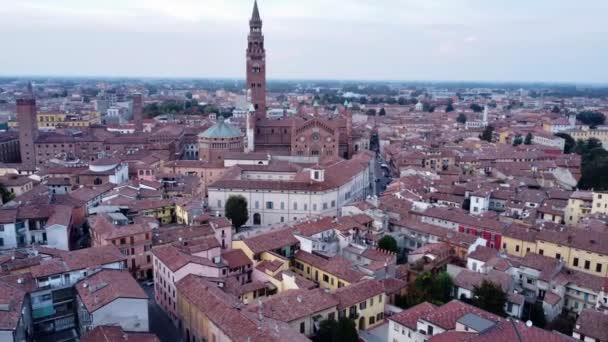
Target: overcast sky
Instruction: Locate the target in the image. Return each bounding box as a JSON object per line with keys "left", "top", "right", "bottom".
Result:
{"left": 1, "top": 0, "right": 607, "bottom": 83}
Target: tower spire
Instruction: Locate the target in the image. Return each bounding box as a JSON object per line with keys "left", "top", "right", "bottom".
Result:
{"left": 251, "top": 0, "right": 261, "bottom": 21}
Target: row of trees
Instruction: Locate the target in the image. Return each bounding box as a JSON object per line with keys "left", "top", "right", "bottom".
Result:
{"left": 513, "top": 133, "right": 533, "bottom": 146}
{"left": 143, "top": 100, "right": 226, "bottom": 118}
{"left": 576, "top": 111, "right": 606, "bottom": 128}
{"left": 553, "top": 134, "right": 608, "bottom": 190}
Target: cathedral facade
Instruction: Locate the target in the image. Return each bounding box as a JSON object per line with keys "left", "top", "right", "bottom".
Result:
{"left": 245, "top": 1, "right": 354, "bottom": 159}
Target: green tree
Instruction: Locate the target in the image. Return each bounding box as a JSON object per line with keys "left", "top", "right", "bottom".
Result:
{"left": 378, "top": 235, "right": 398, "bottom": 253}
{"left": 480, "top": 125, "right": 494, "bottom": 142}
{"left": 524, "top": 132, "right": 533, "bottom": 145}
{"left": 529, "top": 302, "right": 547, "bottom": 328}
{"left": 0, "top": 184, "right": 14, "bottom": 204}
{"left": 512, "top": 135, "right": 523, "bottom": 146}
{"left": 577, "top": 146, "right": 608, "bottom": 190}
{"left": 446, "top": 103, "right": 455, "bottom": 113}
{"left": 314, "top": 317, "right": 358, "bottom": 342}
{"left": 456, "top": 113, "right": 467, "bottom": 124}
{"left": 378, "top": 107, "right": 386, "bottom": 116}
{"left": 472, "top": 280, "right": 507, "bottom": 317}
{"left": 577, "top": 111, "right": 606, "bottom": 128}
{"left": 224, "top": 195, "right": 248, "bottom": 231}
{"left": 395, "top": 272, "right": 454, "bottom": 309}
{"left": 314, "top": 318, "right": 337, "bottom": 342}
{"left": 551, "top": 105, "right": 560, "bottom": 113}
{"left": 547, "top": 313, "right": 576, "bottom": 335}
{"left": 470, "top": 103, "right": 483, "bottom": 112}
{"left": 555, "top": 133, "right": 575, "bottom": 153}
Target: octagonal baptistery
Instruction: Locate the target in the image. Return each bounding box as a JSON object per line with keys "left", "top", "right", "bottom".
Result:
{"left": 198, "top": 116, "right": 244, "bottom": 162}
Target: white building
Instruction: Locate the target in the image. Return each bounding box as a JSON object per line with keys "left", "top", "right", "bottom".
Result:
{"left": 75, "top": 269, "right": 149, "bottom": 334}
{"left": 29, "top": 245, "right": 126, "bottom": 335}
{"left": 208, "top": 153, "right": 374, "bottom": 226}
{"left": 531, "top": 132, "right": 566, "bottom": 151}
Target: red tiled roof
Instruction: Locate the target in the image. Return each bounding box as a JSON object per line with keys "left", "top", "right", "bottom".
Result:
{"left": 250, "top": 288, "right": 339, "bottom": 322}
{"left": 82, "top": 325, "right": 159, "bottom": 342}
{"left": 389, "top": 301, "right": 437, "bottom": 330}
{"left": 242, "top": 228, "right": 299, "bottom": 255}
{"left": 75, "top": 269, "right": 147, "bottom": 313}
{"left": 0, "top": 277, "right": 26, "bottom": 330}
{"left": 575, "top": 309, "right": 608, "bottom": 341}
{"left": 176, "top": 275, "right": 309, "bottom": 342}
{"left": 421, "top": 300, "right": 502, "bottom": 330}
{"left": 295, "top": 251, "right": 364, "bottom": 283}
{"left": 333, "top": 279, "right": 384, "bottom": 310}
{"left": 222, "top": 249, "right": 252, "bottom": 269}
{"left": 152, "top": 244, "right": 218, "bottom": 272}
{"left": 31, "top": 245, "right": 125, "bottom": 278}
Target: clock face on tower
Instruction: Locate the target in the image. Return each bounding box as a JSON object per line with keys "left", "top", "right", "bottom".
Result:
{"left": 312, "top": 133, "right": 320, "bottom": 141}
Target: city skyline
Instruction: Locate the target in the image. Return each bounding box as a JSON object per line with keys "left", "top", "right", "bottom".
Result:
{"left": 1, "top": 0, "right": 607, "bottom": 83}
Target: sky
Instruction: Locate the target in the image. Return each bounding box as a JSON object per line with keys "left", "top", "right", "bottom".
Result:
{"left": 0, "top": 0, "right": 607, "bottom": 83}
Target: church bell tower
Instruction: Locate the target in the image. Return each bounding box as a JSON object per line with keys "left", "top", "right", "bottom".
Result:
{"left": 246, "top": 0, "right": 267, "bottom": 120}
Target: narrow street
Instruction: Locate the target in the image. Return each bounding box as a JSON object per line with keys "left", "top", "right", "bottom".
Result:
{"left": 142, "top": 283, "right": 182, "bottom": 342}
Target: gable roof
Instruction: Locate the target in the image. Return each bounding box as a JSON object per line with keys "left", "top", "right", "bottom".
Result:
{"left": 75, "top": 269, "right": 147, "bottom": 313}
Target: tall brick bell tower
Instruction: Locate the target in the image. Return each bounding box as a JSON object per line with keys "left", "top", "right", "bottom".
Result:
{"left": 17, "top": 82, "right": 38, "bottom": 172}
{"left": 246, "top": 0, "right": 266, "bottom": 120}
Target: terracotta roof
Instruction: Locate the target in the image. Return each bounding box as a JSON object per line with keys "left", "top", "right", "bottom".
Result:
{"left": 176, "top": 274, "right": 309, "bottom": 342}
{"left": 575, "top": 308, "right": 608, "bottom": 341}
{"left": 0, "top": 277, "right": 26, "bottom": 331}
{"left": 295, "top": 251, "right": 364, "bottom": 283}
{"left": 421, "top": 300, "right": 502, "bottom": 330}
{"left": 468, "top": 246, "right": 498, "bottom": 263}
{"left": 31, "top": 245, "right": 125, "bottom": 278}
{"left": 222, "top": 249, "right": 252, "bottom": 269}
{"left": 469, "top": 319, "right": 573, "bottom": 342}
{"left": 333, "top": 279, "right": 384, "bottom": 310}
{"left": 69, "top": 183, "right": 116, "bottom": 202}
{"left": 389, "top": 301, "right": 437, "bottom": 330}
{"left": 75, "top": 269, "right": 147, "bottom": 313}
{"left": 82, "top": 325, "right": 159, "bottom": 342}
{"left": 454, "top": 269, "right": 512, "bottom": 293}
{"left": 89, "top": 214, "right": 153, "bottom": 240}
{"left": 380, "top": 277, "right": 408, "bottom": 295}
{"left": 242, "top": 228, "right": 299, "bottom": 255}
{"left": 255, "top": 259, "right": 285, "bottom": 274}
{"left": 250, "top": 288, "right": 338, "bottom": 322}
{"left": 152, "top": 244, "right": 219, "bottom": 272}
{"left": 520, "top": 253, "right": 561, "bottom": 281}
{"left": 0, "top": 209, "right": 17, "bottom": 224}
{"left": 543, "top": 291, "right": 562, "bottom": 306}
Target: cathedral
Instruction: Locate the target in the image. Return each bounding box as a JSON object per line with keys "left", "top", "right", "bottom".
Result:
{"left": 244, "top": 1, "right": 355, "bottom": 159}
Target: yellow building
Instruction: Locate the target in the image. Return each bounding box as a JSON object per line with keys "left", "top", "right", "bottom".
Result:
{"left": 501, "top": 224, "right": 538, "bottom": 257}
{"left": 176, "top": 274, "right": 309, "bottom": 342}
{"left": 568, "top": 128, "right": 608, "bottom": 146}
{"left": 293, "top": 250, "right": 364, "bottom": 290}
{"left": 591, "top": 192, "right": 608, "bottom": 214}
{"left": 130, "top": 199, "right": 175, "bottom": 224}
{"left": 502, "top": 226, "right": 608, "bottom": 278}
{"left": 10, "top": 112, "right": 101, "bottom": 129}
{"left": 565, "top": 191, "right": 593, "bottom": 226}
{"left": 231, "top": 227, "right": 299, "bottom": 262}
{"left": 333, "top": 279, "right": 386, "bottom": 331}
{"left": 253, "top": 288, "right": 339, "bottom": 336}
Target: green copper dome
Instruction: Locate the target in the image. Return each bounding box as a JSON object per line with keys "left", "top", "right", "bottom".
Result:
{"left": 199, "top": 117, "right": 242, "bottom": 139}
